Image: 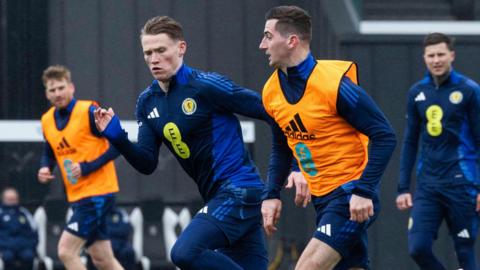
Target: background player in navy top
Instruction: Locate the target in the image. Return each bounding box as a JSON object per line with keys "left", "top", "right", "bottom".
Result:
{"left": 396, "top": 33, "right": 480, "bottom": 270}
{"left": 94, "top": 16, "right": 280, "bottom": 270}
{"left": 0, "top": 187, "right": 38, "bottom": 270}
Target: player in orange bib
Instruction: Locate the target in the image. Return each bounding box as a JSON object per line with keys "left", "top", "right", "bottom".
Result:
{"left": 37, "top": 65, "right": 123, "bottom": 270}
{"left": 259, "top": 6, "right": 397, "bottom": 270}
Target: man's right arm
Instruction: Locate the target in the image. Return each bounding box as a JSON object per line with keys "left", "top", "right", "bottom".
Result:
{"left": 95, "top": 98, "right": 161, "bottom": 175}
{"left": 40, "top": 140, "right": 56, "bottom": 170}
{"left": 265, "top": 121, "right": 293, "bottom": 200}
{"left": 38, "top": 138, "right": 56, "bottom": 183}
{"left": 398, "top": 88, "right": 421, "bottom": 194}
{"left": 261, "top": 117, "right": 293, "bottom": 236}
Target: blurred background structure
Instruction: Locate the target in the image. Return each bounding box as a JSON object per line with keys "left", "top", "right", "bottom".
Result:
{"left": 1, "top": 0, "right": 480, "bottom": 269}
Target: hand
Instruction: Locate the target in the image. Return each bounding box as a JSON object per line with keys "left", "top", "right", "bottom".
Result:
{"left": 349, "top": 194, "right": 374, "bottom": 223}
{"left": 285, "top": 171, "right": 311, "bottom": 208}
{"left": 261, "top": 199, "right": 282, "bottom": 236}
{"left": 94, "top": 107, "right": 115, "bottom": 132}
{"left": 71, "top": 162, "right": 82, "bottom": 179}
{"left": 396, "top": 193, "right": 413, "bottom": 211}
{"left": 38, "top": 167, "right": 55, "bottom": 183}
{"left": 476, "top": 194, "right": 480, "bottom": 212}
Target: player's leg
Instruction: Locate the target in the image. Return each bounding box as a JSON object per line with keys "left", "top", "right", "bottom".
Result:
{"left": 86, "top": 194, "right": 124, "bottom": 270}
{"left": 171, "top": 185, "right": 266, "bottom": 270}
{"left": 0, "top": 249, "right": 16, "bottom": 270}
{"left": 17, "top": 248, "right": 35, "bottom": 270}
{"left": 296, "top": 188, "right": 378, "bottom": 270}
{"left": 335, "top": 232, "right": 370, "bottom": 270}
{"left": 115, "top": 245, "right": 136, "bottom": 270}
{"left": 453, "top": 237, "right": 476, "bottom": 270}
{"left": 87, "top": 240, "right": 123, "bottom": 270}
{"left": 296, "top": 237, "right": 341, "bottom": 270}
{"left": 444, "top": 184, "right": 479, "bottom": 270}
{"left": 170, "top": 214, "right": 243, "bottom": 270}
{"left": 295, "top": 222, "right": 372, "bottom": 270}
{"left": 408, "top": 186, "right": 446, "bottom": 270}
{"left": 57, "top": 230, "right": 87, "bottom": 270}
{"left": 219, "top": 221, "right": 268, "bottom": 270}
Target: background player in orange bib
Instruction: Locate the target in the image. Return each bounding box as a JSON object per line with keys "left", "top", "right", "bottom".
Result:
{"left": 38, "top": 65, "right": 123, "bottom": 270}
{"left": 259, "top": 6, "right": 397, "bottom": 270}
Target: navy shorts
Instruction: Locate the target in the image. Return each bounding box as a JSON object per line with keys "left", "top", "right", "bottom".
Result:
{"left": 409, "top": 184, "right": 479, "bottom": 239}
{"left": 312, "top": 185, "right": 379, "bottom": 270}
{"left": 66, "top": 193, "right": 115, "bottom": 247}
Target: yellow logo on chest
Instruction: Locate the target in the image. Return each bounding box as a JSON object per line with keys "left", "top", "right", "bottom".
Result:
{"left": 163, "top": 122, "right": 190, "bottom": 159}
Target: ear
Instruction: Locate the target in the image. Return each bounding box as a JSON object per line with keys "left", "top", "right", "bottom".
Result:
{"left": 178, "top": 40, "right": 187, "bottom": 57}
{"left": 451, "top": 50, "right": 455, "bottom": 61}
{"left": 287, "top": 34, "right": 300, "bottom": 49}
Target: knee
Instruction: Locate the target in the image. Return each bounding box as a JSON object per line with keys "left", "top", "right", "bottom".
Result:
{"left": 295, "top": 258, "right": 324, "bottom": 270}
{"left": 170, "top": 242, "right": 198, "bottom": 268}
{"left": 57, "top": 245, "right": 76, "bottom": 263}
{"left": 0, "top": 250, "right": 15, "bottom": 264}
{"left": 454, "top": 238, "right": 475, "bottom": 261}
{"left": 408, "top": 240, "right": 432, "bottom": 260}
{"left": 19, "top": 249, "right": 35, "bottom": 262}
{"left": 90, "top": 252, "right": 114, "bottom": 270}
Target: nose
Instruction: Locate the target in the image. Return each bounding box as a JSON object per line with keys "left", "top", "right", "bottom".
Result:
{"left": 150, "top": 52, "right": 161, "bottom": 64}
{"left": 259, "top": 38, "right": 267, "bottom": 50}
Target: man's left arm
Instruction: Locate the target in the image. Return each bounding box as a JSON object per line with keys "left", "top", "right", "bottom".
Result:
{"left": 196, "top": 73, "right": 271, "bottom": 121}
{"left": 196, "top": 73, "right": 296, "bottom": 232}
{"left": 74, "top": 105, "right": 120, "bottom": 178}
{"left": 466, "top": 82, "right": 480, "bottom": 210}
{"left": 198, "top": 74, "right": 294, "bottom": 198}
{"left": 20, "top": 208, "right": 39, "bottom": 249}
{"left": 337, "top": 77, "right": 397, "bottom": 220}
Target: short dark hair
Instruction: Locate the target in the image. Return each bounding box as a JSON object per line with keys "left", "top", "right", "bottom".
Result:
{"left": 42, "top": 65, "right": 72, "bottom": 86}
{"left": 265, "top": 6, "right": 312, "bottom": 42}
{"left": 141, "top": 16, "right": 184, "bottom": 41}
{"left": 423, "top": 32, "right": 454, "bottom": 51}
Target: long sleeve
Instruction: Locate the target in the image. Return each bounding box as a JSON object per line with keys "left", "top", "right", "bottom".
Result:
{"left": 265, "top": 121, "right": 293, "bottom": 199}
{"left": 194, "top": 72, "right": 292, "bottom": 198}
{"left": 0, "top": 207, "right": 10, "bottom": 248}
{"left": 466, "top": 81, "right": 480, "bottom": 189}
{"left": 466, "top": 82, "right": 480, "bottom": 152}
{"left": 398, "top": 88, "right": 421, "bottom": 193}
{"left": 101, "top": 97, "right": 161, "bottom": 175}
{"left": 195, "top": 72, "right": 272, "bottom": 121}
{"left": 79, "top": 144, "right": 120, "bottom": 176}
{"left": 23, "top": 209, "right": 39, "bottom": 249}
{"left": 40, "top": 140, "right": 56, "bottom": 170}
{"left": 76, "top": 105, "right": 121, "bottom": 176}
{"left": 337, "top": 77, "right": 397, "bottom": 198}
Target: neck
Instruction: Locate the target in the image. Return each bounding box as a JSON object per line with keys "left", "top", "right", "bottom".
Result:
{"left": 157, "top": 62, "right": 183, "bottom": 93}
{"left": 280, "top": 48, "right": 310, "bottom": 74}
{"left": 432, "top": 69, "right": 451, "bottom": 88}
{"left": 56, "top": 98, "right": 74, "bottom": 111}
{"left": 158, "top": 80, "right": 170, "bottom": 93}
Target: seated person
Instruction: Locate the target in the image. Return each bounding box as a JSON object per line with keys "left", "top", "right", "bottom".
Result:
{"left": 87, "top": 206, "right": 135, "bottom": 270}
{"left": 0, "top": 187, "right": 38, "bottom": 270}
